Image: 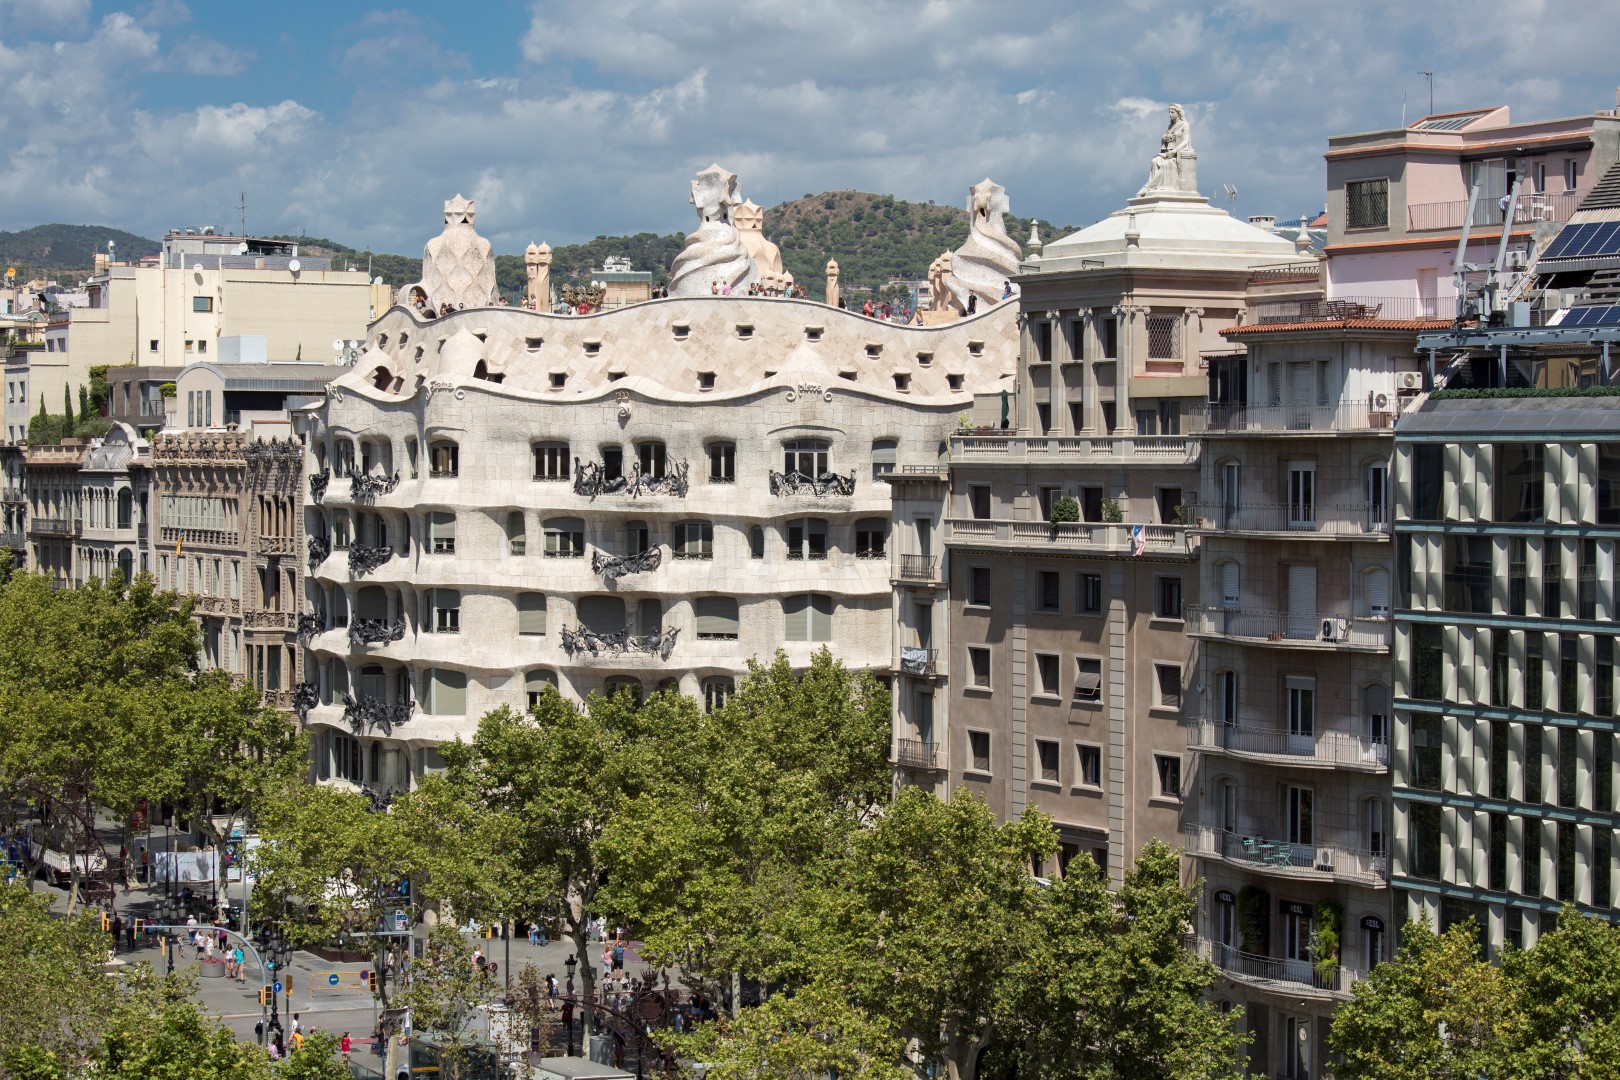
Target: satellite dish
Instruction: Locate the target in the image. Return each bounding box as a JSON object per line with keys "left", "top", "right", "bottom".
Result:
{"left": 373, "top": 276, "right": 383, "bottom": 286}
{"left": 238, "top": 243, "right": 249, "bottom": 255}
{"left": 349, "top": 340, "right": 362, "bottom": 350}
{"left": 332, "top": 339, "right": 344, "bottom": 352}
{"left": 192, "top": 263, "right": 204, "bottom": 272}
{"left": 288, "top": 259, "right": 302, "bottom": 274}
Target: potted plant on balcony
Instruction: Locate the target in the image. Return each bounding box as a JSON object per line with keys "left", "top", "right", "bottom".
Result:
{"left": 1311, "top": 897, "right": 1343, "bottom": 984}
{"left": 1171, "top": 503, "right": 1189, "bottom": 526}
{"left": 1049, "top": 496, "right": 1079, "bottom": 535}
{"left": 1237, "top": 884, "right": 1270, "bottom": 955}
{"left": 1101, "top": 498, "right": 1123, "bottom": 524}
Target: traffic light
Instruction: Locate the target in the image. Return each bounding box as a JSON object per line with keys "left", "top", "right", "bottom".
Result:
{"left": 99, "top": 911, "right": 110, "bottom": 932}
{"left": 366, "top": 970, "right": 377, "bottom": 993}
{"left": 259, "top": 986, "right": 272, "bottom": 1006}
{"left": 132, "top": 919, "right": 144, "bottom": 940}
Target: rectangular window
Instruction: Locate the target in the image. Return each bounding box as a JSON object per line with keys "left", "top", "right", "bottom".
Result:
{"left": 428, "top": 511, "right": 456, "bottom": 555}
{"left": 430, "top": 442, "right": 459, "bottom": 478}
{"left": 1412, "top": 444, "right": 1444, "bottom": 520}
{"left": 1145, "top": 314, "right": 1180, "bottom": 360}
{"left": 1525, "top": 726, "right": 1544, "bottom": 804}
{"left": 533, "top": 442, "right": 570, "bottom": 481}
{"left": 1076, "top": 572, "right": 1102, "bottom": 615}
{"left": 1155, "top": 664, "right": 1182, "bottom": 710}
{"left": 1035, "top": 653, "right": 1060, "bottom": 697}
{"left": 1074, "top": 657, "right": 1102, "bottom": 702}
{"left": 1565, "top": 158, "right": 1579, "bottom": 191}
{"left": 432, "top": 589, "right": 461, "bottom": 633}
{"left": 786, "top": 518, "right": 828, "bottom": 560}
{"left": 1077, "top": 744, "right": 1102, "bottom": 788}
{"left": 1154, "top": 754, "right": 1182, "bottom": 799}
{"left": 783, "top": 593, "right": 833, "bottom": 642}
{"left": 192, "top": 296, "right": 213, "bottom": 312}
{"left": 1527, "top": 636, "right": 1544, "bottom": 712}
{"left": 1495, "top": 444, "right": 1545, "bottom": 522}
{"left": 1346, "top": 177, "right": 1390, "bottom": 228}
{"left": 968, "top": 646, "right": 991, "bottom": 688}
{"left": 1412, "top": 713, "right": 1444, "bottom": 791}
{"left": 673, "top": 520, "right": 714, "bottom": 560}
{"left": 1100, "top": 317, "right": 1118, "bottom": 358}
{"left": 1156, "top": 576, "right": 1183, "bottom": 620}
{"left": 969, "top": 730, "right": 991, "bottom": 773}
{"left": 1035, "top": 740, "right": 1060, "bottom": 784}
{"left": 708, "top": 442, "right": 735, "bottom": 483}
{"left": 1036, "top": 570, "right": 1061, "bottom": 613}
{"left": 969, "top": 485, "right": 991, "bottom": 520}
{"left": 517, "top": 593, "right": 547, "bottom": 636}
{"left": 637, "top": 441, "right": 667, "bottom": 479}
{"left": 694, "top": 596, "right": 740, "bottom": 640}
{"left": 968, "top": 567, "right": 992, "bottom": 607}
{"left": 1412, "top": 623, "right": 1445, "bottom": 701}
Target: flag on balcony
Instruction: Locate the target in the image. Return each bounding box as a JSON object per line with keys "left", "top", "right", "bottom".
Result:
{"left": 175, "top": 531, "right": 184, "bottom": 555}
{"left": 1131, "top": 525, "right": 1146, "bottom": 556}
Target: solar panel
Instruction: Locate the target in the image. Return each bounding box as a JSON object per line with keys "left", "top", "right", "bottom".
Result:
{"left": 1541, "top": 222, "right": 1598, "bottom": 261}
{"left": 1561, "top": 305, "right": 1620, "bottom": 328}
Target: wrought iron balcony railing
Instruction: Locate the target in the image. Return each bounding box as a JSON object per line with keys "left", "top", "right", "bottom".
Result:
{"left": 1183, "top": 719, "right": 1388, "bottom": 770}
{"left": 894, "top": 738, "right": 942, "bottom": 770}
{"left": 1189, "top": 937, "right": 1362, "bottom": 999}
{"left": 897, "top": 554, "right": 939, "bottom": 581}
{"left": 309, "top": 469, "right": 330, "bottom": 503}
{"left": 350, "top": 472, "right": 399, "bottom": 501}
{"left": 341, "top": 693, "right": 415, "bottom": 734}
{"left": 898, "top": 647, "right": 938, "bottom": 676}
{"left": 296, "top": 611, "right": 325, "bottom": 643}
{"left": 592, "top": 547, "right": 662, "bottom": 582}
{"left": 768, "top": 470, "right": 857, "bottom": 497}
{"left": 307, "top": 535, "right": 331, "bottom": 569}
{"left": 559, "top": 625, "right": 679, "bottom": 660}
{"left": 348, "top": 544, "right": 393, "bottom": 576}
{"left": 349, "top": 618, "right": 406, "bottom": 648}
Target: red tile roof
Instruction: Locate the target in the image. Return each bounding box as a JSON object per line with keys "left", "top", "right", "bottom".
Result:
{"left": 1223, "top": 318, "right": 1455, "bottom": 336}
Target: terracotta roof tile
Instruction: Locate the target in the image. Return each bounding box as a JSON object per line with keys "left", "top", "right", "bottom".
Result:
{"left": 1222, "top": 318, "right": 1455, "bottom": 336}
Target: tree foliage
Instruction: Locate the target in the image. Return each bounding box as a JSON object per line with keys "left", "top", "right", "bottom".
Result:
{"left": 663, "top": 983, "right": 911, "bottom": 1080}
{"left": 391, "top": 923, "right": 498, "bottom": 1080}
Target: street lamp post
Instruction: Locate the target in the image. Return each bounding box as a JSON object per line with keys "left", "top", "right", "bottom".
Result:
{"left": 563, "top": 955, "right": 578, "bottom": 1057}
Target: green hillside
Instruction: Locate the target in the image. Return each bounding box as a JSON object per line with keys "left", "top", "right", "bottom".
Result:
{"left": 0, "top": 225, "right": 159, "bottom": 279}
{"left": 8, "top": 192, "right": 1073, "bottom": 308}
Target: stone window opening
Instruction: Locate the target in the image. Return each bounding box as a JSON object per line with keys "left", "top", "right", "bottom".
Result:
{"left": 332, "top": 438, "right": 355, "bottom": 479}
{"left": 505, "top": 511, "right": 527, "bottom": 557}
{"left": 525, "top": 669, "right": 557, "bottom": 709}
{"left": 783, "top": 593, "right": 833, "bottom": 641}
{"left": 786, "top": 518, "right": 829, "bottom": 560}
{"left": 703, "top": 677, "right": 734, "bottom": 713}
{"left": 533, "top": 441, "right": 570, "bottom": 481}
{"left": 429, "top": 588, "right": 461, "bottom": 634}
{"left": 695, "top": 596, "right": 740, "bottom": 640}
{"left": 854, "top": 518, "right": 888, "bottom": 559}
{"left": 707, "top": 442, "right": 735, "bottom": 483}
{"left": 748, "top": 526, "right": 765, "bottom": 559}
{"left": 1146, "top": 314, "right": 1181, "bottom": 360}
{"left": 783, "top": 438, "right": 830, "bottom": 479}
{"left": 428, "top": 440, "right": 459, "bottom": 478}
{"left": 673, "top": 520, "right": 714, "bottom": 560}
{"left": 543, "top": 517, "right": 585, "bottom": 558}
{"left": 637, "top": 440, "right": 668, "bottom": 479}
{"left": 428, "top": 511, "right": 455, "bottom": 555}
{"left": 517, "top": 593, "right": 547, "bottom": 636}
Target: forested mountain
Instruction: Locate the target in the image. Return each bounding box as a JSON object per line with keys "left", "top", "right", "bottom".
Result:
{"left": 0, "top": 224, "right": 159, "bottom": 283}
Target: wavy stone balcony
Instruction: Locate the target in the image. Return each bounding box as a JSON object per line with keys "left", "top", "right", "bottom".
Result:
{"left": 1189, "top": 936, "right": 1362, "bottom": 1002}
{"left": 574, "top": 460, "right": 690, "bottom": 500}
{"left": 1186, "top": 605, "right": 1390, "bottom": 652}
{"left": 1184, "top": 719, "right": 1388, "bottom": 772}
{"left": 348, "top": 618, "right": 406, "bottom": 648}
{"left": 592, "top": 546, "right": 662, "bottom": 582}
{"left": 559, "top": 625, "right": 679, "bottom": 661}
{"left": 1182, "top": 823, "right": 1388, "bottom": 888}
{"left": 768, "top": 470, "right": 857, "bottom": 497}
{"left": 946, "top": 518, "right": 1194, "bottom": 558}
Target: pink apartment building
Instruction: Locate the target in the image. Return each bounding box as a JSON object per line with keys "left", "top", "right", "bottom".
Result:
{"left": 1324, "top": 96, "right": 1620, "bottom": 309}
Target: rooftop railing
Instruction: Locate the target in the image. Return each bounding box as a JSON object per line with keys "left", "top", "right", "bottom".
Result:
{"left": 950, "top": 434, "right": 1200, "bottom": 465}
{"left": 1186, "top": 605, "right": 1391, "bottom": 650}
{"left": 1407, "top": 190, "right": 1581, "bottom": 232}
{"left": 1246, "top": 295, "right": 1457, "bottom": 323}
{"left": 1182, "top": 824, "right": 1389, "bottom": 887}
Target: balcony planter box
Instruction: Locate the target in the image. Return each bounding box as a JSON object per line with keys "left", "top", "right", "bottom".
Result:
{"left": 198, "top": 955, "right": 228, "bottom": 979}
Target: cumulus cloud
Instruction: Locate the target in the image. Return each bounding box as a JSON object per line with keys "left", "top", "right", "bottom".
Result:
{"left": 4, "top": 0, "right": 1620, "bottom": 256}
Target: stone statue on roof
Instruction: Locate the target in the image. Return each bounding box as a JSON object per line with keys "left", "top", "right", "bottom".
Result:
{"left": 1136, "top": 104, "right": 1199, "bottom": 197}
{"left": 524, "top": 241, "right": 552, "bottom": 307}
{"left": 734, "top": 199, "right": 784, "bottom": 277}
{"left": 942, "top": 178, "right": 1023, "bottom": 310}
{"left": 668, "top": 164, "right": 761, "bottom": 297}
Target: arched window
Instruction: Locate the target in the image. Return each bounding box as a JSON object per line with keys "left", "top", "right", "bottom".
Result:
{"left": 783, "top": 438, "right": 830, "bottom": 478}
{"left": 359, "top": 663, "right": 387, "bottom": 701}
{"left": 116, "top": 489, "right": 133, "bottom": 530}
{"left": 673, "top": 520, "right": 713, "bottom": 559}
{"left": 332, "top": 438, "right": 355, "bottom": 478}
{"left": 428, "top": 511, "right": 456, "bottom": 554}
{"left": 543, "top": 517, "right": 584, "bottom": 558}
{"left": 603, "top": 675, "right": 642, "bottom": 703}
{"left": 428, "top": 588, "right": 460, "bottom": 633}
{"left": 695, "top": 597, "right": 740, "bottom": 640}
{"left": 525, "top": 669, "right": 557, "bottom": 709}
{"left": 356, "top": 585, "right": 388, "bottom": 621}
{"left": 786, "top": 518, "right": 828, "bottom": 560}
{"left": 578, "top": 596, "right": 627, "bottom": 636}
{"left": 703, "top": 677, "right": 735, "bottom": 714}
{"left": 117, "top": 549, "right": 133, "bottom": 581}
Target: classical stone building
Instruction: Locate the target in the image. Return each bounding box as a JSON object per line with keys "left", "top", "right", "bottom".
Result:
{"left": 927, "top": 108, "right": 1316, "bottom": 886}
{"left": 149, "top": 430, "right": 306, "bottom": 695}
{"left": 76, "top": 424, "right": 151, "bottom": 584}
{"left": 297, "top": 190, "right": 1018, "bottom": 790}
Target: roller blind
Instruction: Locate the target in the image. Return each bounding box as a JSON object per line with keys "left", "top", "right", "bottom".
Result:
{"left": 1221, "top": 562, "right": 1240, "bottom": 608}
{"left": 429, "top": 511, "right": 456, "bottom": 540}
{"left": 525, "top": 669, "right": 557, "bottom": 692}
{"left": 1366, "top": 568, "right": 1391, "bottom": 615}
{"left": 578, "top": 596, "right": 626, "bottom": 635}
{"left": 356, "top": 586, "right": 388, "bottom": 620}
{"left": 695, "top": 597, "right": 740, "bottom": 638}
{"left": 784, "top": 594, "right": 808, "bottom": 640}
{"left": 809, "top": 593, "right": 833, "bottom": 641}
{"left": 517, "top": 593, "right": 547, "bottom": 635}
{"left": 638, "top": 598, "right": 664, "bottom": 634}
{"left": 428, "top": 668, "right": 466, "bottom": 715}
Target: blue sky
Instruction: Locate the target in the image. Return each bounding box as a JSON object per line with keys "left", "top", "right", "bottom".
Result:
{"left": 3, "top": 0, "right": 1619, "bottom": 257}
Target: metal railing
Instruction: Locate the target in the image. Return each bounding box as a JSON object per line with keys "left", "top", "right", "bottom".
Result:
{"left": 1184, "top": 719, "right": 1388, "bottom": 769}
{"left": 32, "top": 516, "right": 81, "bottom": 536}
{"left": 898, "top": 647, "right": 938, "bottom": 676}
{"left": 1191, "top": 501, "right": 1390, "bottom": 535}
{"left": 1186, "top": 605, "right": 1391, "bottom": 649}
{"left": 894, "top": 739, "right": 941, "bottom": 770}
{"left": 1190, "top": 937, "right": 1362, "bottom": 998}
{"left": 1407, "top": 190, "right": 1581, "bottom": 232}
{"left": 1183, "top": 824, "right": 1389, "bottom": 887}
{"left": 949, "top": 434, "right": 1200, "bottom": 465}
{"left": 1247, "top": 294, "right": 1458, "bottom": 323}
{"left": 946, "top": 519, "right": 1194, "bottom": 557}
{"left": 897, "top": 554, "right": 939, "bottom": 580}
{"left": 1191, "top": 400, "right": 1399, "bottom": 434}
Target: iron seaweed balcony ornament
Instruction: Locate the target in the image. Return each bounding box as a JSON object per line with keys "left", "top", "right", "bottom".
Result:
{"left": 348, "top": 544, "right": 393, "bottom": 576}
{"left": 292, "top": 681, "right": 319, "bottom": 721}
{"left": 591, "top": 546, "right": 663, "bottom": 582}
{"left": 630, "top": 460, "right": 690, "bottom": 498}
{"left": 307, "top": 535, "right": 331, "bottom": 570}
{"left": 296, "top": 611, "right": 326, "bottom": 643}
{"left": 573, "top": 459, "right": 629, "bottom": 500}
{"left": 341, "top": 693, "right": 415, "bottom": 734}
{"left": 560, "top": 624, "right": 680, "bottom": 660}
{"left": 350, "top": 472, "right": 400, "bottom": 502}
{"left": 349, "top": 617, "right": 406, "bottom": 648}
{"left": 309, "top": 469, "right": 330, "bottom": 503}
{"left": 768, "top": 469, "right": 857, "bottom": 497}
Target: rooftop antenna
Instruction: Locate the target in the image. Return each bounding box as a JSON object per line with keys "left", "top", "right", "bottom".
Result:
{"left": 1418, "top": 70, "right": 1434, "bottom": 117}
{"left": 237, "top": 192, "right": 247, "bottom": 238}
{"left": 1217, "top": 183, "right": 1238, "bottom": 212}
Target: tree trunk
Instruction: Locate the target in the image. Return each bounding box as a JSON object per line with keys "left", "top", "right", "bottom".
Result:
{"left": 564, "top": 903, "right": 596, "bottom": 1039}
{"left": 730, "top": 971, "right": 742, "bottom": 1019}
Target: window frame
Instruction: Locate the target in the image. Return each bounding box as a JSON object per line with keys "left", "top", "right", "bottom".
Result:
{"left": 428, "top": 440, "right": 460, "bottom": 479}
{"left": 1076, "top": 570, "right": 1103, "bottom": 615}
{"left": 967, "top": 566, "right": 992, "bottom": 608}
{"left": 707, "top": 441, "right": 736, "bottom": 483}
{"left": 1076, "top": 743, "right": 1103, "bottom": 789}
{"left": 1154, "top": 575, "right": 1184, "bottom": 620}
{"left": 967, "top": 729, "right": 992, "bottom": 775}
{"left": 1034, "top": 652, "right": 1061, "bottom": 699}
{"left": 966, "top": 645, "right": 992, "bottom": 690}
{"left": 1074, "top": 656, "right": 1103, "bottom": 703}
{"left": 533, "top": 441, "right": 570, "bottom": 481}
{"left": 1154, "top": 663, "right": 1183, "bottom": 711}
{"left": 1345, "top": 176, "right": 1391, "bottom": 230}
{"left": 1034, "top": 738, "right": 1061, "bottom": 785}
{"left": 1153, "top": 753, "right": 1183, "bottom": 800}
{"left": 672, "top": 519, "right": 715, "bottom": 560}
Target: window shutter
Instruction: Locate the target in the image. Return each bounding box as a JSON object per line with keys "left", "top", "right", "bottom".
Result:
{"left": 695, "top": 597, "right": 739, "bottom": 637}
{"left": 783, "top": 594, "right": 808, "bottom": 640}
{"left": 810, "top": 593, "right": 834, "bottom": 641}
{"left": 517, "top": 593, "right": 547, "bottom": 635}
{"left": 429, "top": 668, "right": 466, "bottom": 715}
{"left": 429, "top": 511, "right": 455, "bottom": 540}
{"left": 638, "top": 598, "right": 664, "bottom": 634}
{"left": 435, "top": 588, "right": 459, "bottom": 610}
{"left": 1366, "top": 568, "right": 1391, "bottom": 615}
{"left": 525, "top": 669, "right": 556, "bottom": 692}
{"left": 356, "top": 586, "right": 387, "bottom": 620}
{"left": 1221, "top": 562, "right": 1240, "bottom": 607}
{"left": 1287, "top": 565, "right": 1317, "bottom": 637}
{"left": 871, "top": 438, "right": 897, "bottom": 468}
{"left": 578, "top": 596, "right": 626, "bottom": 635}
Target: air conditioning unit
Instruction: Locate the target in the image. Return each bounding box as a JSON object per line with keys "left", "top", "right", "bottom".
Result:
{"left": 1505, "top": 249, "right": 1527, "bottom": 270}
{"left": 1315, "top": 847, "right": 1335, "bottom": 872}
{"left": 1320, "top": 617, "right": 1349, "bottom": 642}
{"left": 1398, "top": 372, "right": 1423, "bottom": 390}
{"left": 1372, "top": 392, "right": 1390, "bottom": 411}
